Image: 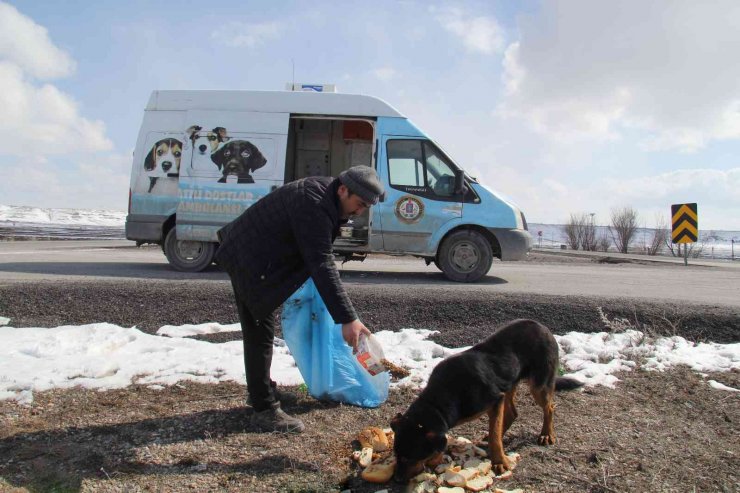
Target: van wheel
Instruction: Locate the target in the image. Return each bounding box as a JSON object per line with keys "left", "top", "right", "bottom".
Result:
{"left": 164, "top": 228, "right": 215, "bottom": 272}
{"left": 438, "top": 230, "right": 493, "bottom": 282}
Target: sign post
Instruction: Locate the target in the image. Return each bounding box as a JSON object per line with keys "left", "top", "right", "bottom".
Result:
{"left": 671, "top": 203, "right": 698, "bottom": 266}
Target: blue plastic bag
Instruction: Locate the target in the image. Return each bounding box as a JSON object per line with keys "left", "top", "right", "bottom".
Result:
{"left": 281, "top": 279, "right": 389, "bottom": 408}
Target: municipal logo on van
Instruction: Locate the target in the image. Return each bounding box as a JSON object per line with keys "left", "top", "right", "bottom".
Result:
{"left": 395, "top": 196, "right": 424, "bottom": 223}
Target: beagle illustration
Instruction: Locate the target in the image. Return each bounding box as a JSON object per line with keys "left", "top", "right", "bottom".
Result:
{"left": 141, "top": 138, "right": 182, "bottom": 193}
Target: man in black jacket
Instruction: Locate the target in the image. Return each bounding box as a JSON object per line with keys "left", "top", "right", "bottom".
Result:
{"left": 216, "top": 165, "right": 384, "bottom": 433}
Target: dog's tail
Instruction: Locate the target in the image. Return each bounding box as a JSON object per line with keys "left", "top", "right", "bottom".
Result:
{"left": 555, "top": 376, "right": 585, "bottom": 391}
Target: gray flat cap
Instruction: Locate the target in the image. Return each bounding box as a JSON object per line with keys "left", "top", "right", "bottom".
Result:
{"left": 338, "top": 166, "right": 384, "bottom": 205}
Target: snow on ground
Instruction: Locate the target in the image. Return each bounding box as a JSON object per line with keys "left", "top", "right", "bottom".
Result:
{"left": 0, "top": 204, "right": 126, "bottom": 227}
{"left": 0, "top": 321, "right": 738, "bottom": 405}
{"left": 156, "top": 322, "right": 241, "bottom": 338}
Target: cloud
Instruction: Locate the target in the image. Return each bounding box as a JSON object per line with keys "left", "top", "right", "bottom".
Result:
{"left": 0, "top": 4, "right": 112, "bottom": 157}
{"left": 601, "top": 168, "right": 740, "bottom": 204}
{"left": 498, "top": 2, "right": 740, "bottom": 151}
{"left": 432, "top": 6, "right": 504, "bottom": 54}
{"left": 0, "top": 62, "right": 111, "bottom": 155}
{"left": 372, "top": 67, "right": 396, "bottom": 82}
{"left": 211, "top": 21, "right": 283, "bottom": 48}
{"left": 0, "top": 2, "right": 75, "bottom": 79}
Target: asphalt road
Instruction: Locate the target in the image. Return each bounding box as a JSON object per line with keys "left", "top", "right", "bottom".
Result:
{"left": 0, "top": 239, "right": 738, "bottom": 308}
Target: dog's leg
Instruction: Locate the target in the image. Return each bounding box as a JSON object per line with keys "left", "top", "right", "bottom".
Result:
{"left": 503, "top": 384, "right": 519, "bottom": 435}
{"left": 486, "top": 399, "right": 513, "bottom": 474}
{"left": 529, "top": 382, "right": 556, "bottom": 445}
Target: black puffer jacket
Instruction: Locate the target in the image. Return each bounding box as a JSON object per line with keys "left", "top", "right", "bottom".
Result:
{"left": 215, "top": 176, "right": 356, "bottom": 324}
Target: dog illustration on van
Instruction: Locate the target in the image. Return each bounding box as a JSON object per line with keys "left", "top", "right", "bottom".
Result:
{"left": 212, "top": 139, "right": 267, "bottom": 183}
{"left": 187, "top": 126, "right": 228, "bottom": 158}
{"left": 135, "top": 138, "right": 182, "bottom": 193}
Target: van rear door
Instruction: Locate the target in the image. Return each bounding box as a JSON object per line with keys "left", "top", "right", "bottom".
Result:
{"left": 177, "top": 110, "right": 288, "bottom": 242}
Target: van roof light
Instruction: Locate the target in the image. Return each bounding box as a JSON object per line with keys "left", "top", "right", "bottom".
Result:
{"left": 285, "top": 83, "right": 337, "bottom": 93}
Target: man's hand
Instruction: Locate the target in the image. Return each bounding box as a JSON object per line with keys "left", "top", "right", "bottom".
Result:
{"left": 342, "top": 319, "right": 371, "bottom": 353}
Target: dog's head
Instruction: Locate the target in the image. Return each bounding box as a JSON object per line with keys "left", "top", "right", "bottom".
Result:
{"left": 211, "top": 140, "right": 267, "bottom": 179}
{"left": 188, "top": 126, "right": 230, "bottom": 163}
{"left": 144, "top": 138, "right": 182, "bottom": 177}
{"left": 390, "top": 411, "right": 447, "bottom": 482}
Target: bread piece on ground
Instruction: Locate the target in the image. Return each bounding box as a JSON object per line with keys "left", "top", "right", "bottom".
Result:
{"left": 361, "top": 455, "right": 396, "bottom": 484}
{"left": 465, "top": 475, "right": 494, "bottom": 492}
{"left": 506, "top": 452, "right": 521, "bottom": 464}
{"left": 358, "top": 427, "right": 389, "bottom": 452}
{"left": 437, "top": 487, "right": 465, "bottom": 493}
{"left": 476, "top": 459, "right": 492, "bottom": 475}
{"left": 442, "top": 470, "right": 466, "bottom": 487}
{"left": 358, "top": 447, "right": 373, "bottom": 468}
{"left": 459, "top": 467, "right": 480, "bottom": 481}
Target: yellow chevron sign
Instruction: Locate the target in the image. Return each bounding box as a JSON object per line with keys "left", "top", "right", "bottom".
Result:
{"left": 671, "top": 203, "right": 698, "bottom": 243}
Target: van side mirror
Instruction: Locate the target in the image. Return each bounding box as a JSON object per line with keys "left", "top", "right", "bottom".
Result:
{"left": 454, "top": 169, "right": 466, "bottom": 195}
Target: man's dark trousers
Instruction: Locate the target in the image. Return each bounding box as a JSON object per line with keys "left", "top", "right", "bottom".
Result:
{"left": 231, "top": 280, "right": 278, "bottom": 412}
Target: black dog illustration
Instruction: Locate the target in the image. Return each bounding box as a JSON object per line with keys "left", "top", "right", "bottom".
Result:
{"left": 211, "top": 140, "right": 267, "bottom": 184}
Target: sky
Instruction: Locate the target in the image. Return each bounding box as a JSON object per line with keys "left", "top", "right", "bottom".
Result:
{"left": 0, "top": 1, "right": 739, "bottom": 229}
{"left": 1, "top": 315, "right": 738, "bottom": 405}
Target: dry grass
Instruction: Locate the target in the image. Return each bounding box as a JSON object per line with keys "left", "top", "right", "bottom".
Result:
{"left": 1, "top": 367, "right": 738, "bottom": 492}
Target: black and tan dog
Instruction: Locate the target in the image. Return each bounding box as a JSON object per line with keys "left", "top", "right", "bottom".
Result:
{"left": 391, "top": 319, "right": 583, "bottom": 481}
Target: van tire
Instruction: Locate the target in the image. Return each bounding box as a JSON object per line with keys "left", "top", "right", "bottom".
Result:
{"left": 164, "top": 228, "right": 216, "bottom": 272}
{"left": 438, "top": 230, "right": 493, "bottom": 282}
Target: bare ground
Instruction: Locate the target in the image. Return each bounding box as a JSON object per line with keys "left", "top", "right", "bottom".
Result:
{"left": 0, "top": 253, "right": 739, "bottom": 492}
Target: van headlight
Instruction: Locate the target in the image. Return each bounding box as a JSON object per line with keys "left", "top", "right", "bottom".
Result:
{"left": 513, "top": 209, "right": 527, "bottom": 230}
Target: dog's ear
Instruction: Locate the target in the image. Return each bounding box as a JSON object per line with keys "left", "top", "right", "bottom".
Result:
{"left": 213, "top": 127, "right": 228, "bottom": 141}
{"left": 186, "top": 125, "right": 202, "bottom": 142}
{"left": 144, "top": 144, "right": 156, "bottom": 171}
{"left": 210, "top": 143, "right": 225, "bottom": 170}
{"left": 247, "top": 143, "right": 267, "bottom": 172}
{"left": 390, "top": 413, "right": 403, "bottom": 432}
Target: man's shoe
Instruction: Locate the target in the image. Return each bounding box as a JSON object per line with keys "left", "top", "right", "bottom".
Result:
{"left": 250, "top": 406, "right": 305, "bottom": 433}
{"left": 247, "top": 381, "right": 298, "bottom": 407}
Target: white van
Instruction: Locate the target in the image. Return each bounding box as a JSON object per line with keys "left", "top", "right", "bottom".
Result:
{"left": 126, "top": 90, "right": 531, "bottom": 282}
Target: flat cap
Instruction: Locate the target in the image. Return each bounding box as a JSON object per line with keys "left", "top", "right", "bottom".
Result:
{"left": 338, "top": 166, "right": 384, "bottom": 205}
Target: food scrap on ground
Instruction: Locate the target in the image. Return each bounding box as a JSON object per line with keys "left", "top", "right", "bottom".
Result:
{"left": 352, "top": 429, "right": 524, "bottom": 492}
{"left": 381, "top": 358, "right": 411, "bottom": 380}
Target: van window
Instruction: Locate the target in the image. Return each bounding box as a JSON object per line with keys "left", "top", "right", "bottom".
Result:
{"left": 387, "top": 139, "right": 425, "bottom": 186}
{"left": 387, "top": 139, "right": 458, "bottom": 198}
